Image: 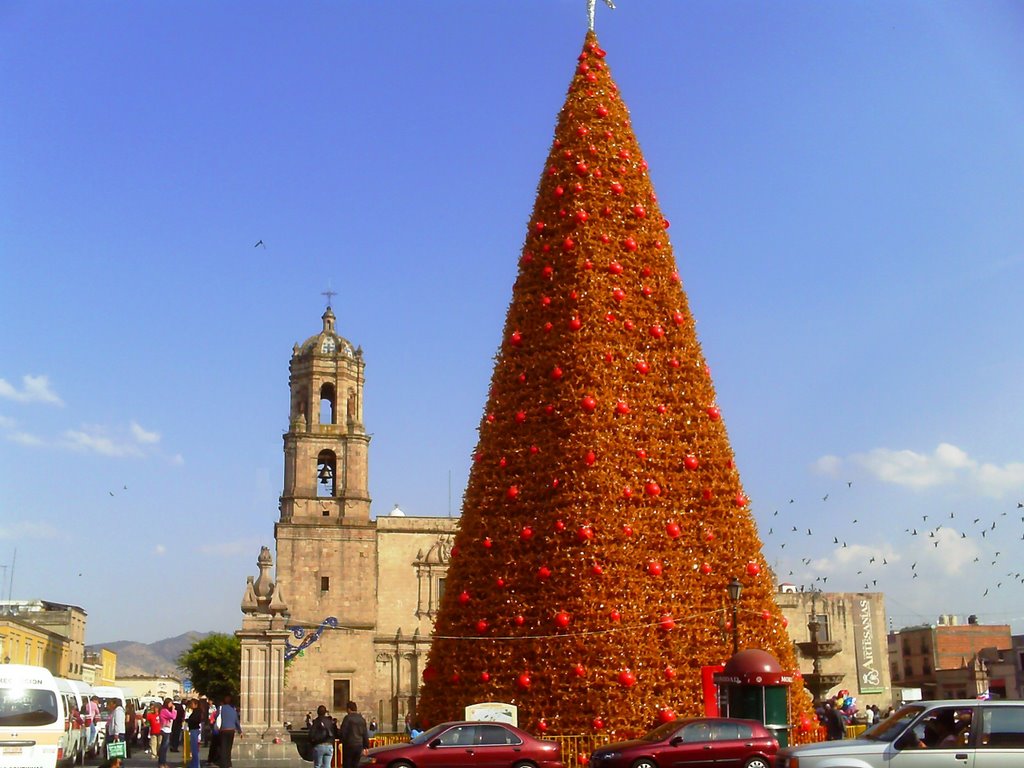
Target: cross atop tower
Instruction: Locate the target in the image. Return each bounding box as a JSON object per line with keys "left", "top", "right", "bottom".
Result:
{"left": 321, "top": 288, "right": 337, "bottom": 308}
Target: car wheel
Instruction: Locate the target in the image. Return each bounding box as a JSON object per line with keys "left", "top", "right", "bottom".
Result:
{"left": 390, "top": 761, "right": 415, "bottom": 768}
{"left": 744, "top": 758, "right": 771, "bottom": 768}
{"left": 631, "top": 760, "right": 658, "bottom": 768}
{"left": 512, "top": 762, "right": 538, "bottom": 768}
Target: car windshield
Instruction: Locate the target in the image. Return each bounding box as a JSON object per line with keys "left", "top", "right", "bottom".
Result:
{"left": 641, "top": 720, "right": 695, "bottom": 742}
{"left": 411, "top": 724, "right": 447, "bottom": 745}
{"left": 861, "top": 705, "right": 925, "bottom": 742}
{"left": 0, "top": 688, "right": 59, "bottom": 726}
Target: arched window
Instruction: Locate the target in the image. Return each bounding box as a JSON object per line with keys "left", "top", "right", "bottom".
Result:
{"left": 320, "top": 382, "right": 336, "bottom": 425}
{"left": 316, "top": 449, "right": 337, "bottom": 498}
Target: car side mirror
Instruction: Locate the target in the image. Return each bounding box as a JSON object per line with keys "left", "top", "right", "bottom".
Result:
{"left": 669, "top": 736, "right": 683, "bottom": 747}
{"left": 428, "top": 739, "right": 441, "bottom": 749}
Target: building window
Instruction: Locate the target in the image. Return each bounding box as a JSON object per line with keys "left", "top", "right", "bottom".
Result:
{"left": 320, "top": 382, "right": 336, "bottom": 425}
{"left": 923, "top": 661, "right": 931, "bottom": 675}
{"left": 321, "top": 576, "right": 330, "bottom": 592}
{"left": 809, "top": 613, "right": 831, "bottom": 642}
{"left": 904, "top": 662, "right": 913, "bottom": 677}
{"left": 333, "top": 679, "right": 351, "bottom": 710}
{"left": 437, "top": 578, "right": 446, "bottom": 602}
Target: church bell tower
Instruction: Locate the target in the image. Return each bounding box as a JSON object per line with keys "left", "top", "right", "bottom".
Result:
{"left": 279, "top": 306, "right": 371, "bottom": 523}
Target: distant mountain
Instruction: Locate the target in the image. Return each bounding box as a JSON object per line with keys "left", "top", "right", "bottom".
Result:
{"left": 87, "top": 631, "right": 212, "bottom": 677}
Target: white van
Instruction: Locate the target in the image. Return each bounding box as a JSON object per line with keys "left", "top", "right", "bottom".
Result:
{"left": 0, "top": 664, "right": 66, "bottom": 768}
{"left": 53, "top": 679, "right": 89, "bottom": 766}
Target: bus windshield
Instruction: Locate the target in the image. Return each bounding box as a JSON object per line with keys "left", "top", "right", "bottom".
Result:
{"left": 0, "top": 688, "right": 59, "bottom": 726}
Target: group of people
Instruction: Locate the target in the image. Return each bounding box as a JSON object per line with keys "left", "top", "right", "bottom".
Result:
{"left": 98, "top": 694, "right": 240, "bottom": 768}
{"left": 305, "top": 700, "right": 370, "bottom": 768}
{"left": 818, "top": 694, "right": 893, "bottom": 740}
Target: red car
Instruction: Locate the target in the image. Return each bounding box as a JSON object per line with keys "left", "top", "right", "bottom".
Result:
{"left": 589, "top": 718, "right": 777, "bottom": 768}
{"left": 362, "top": 721, "right": 563, "bottom": 768}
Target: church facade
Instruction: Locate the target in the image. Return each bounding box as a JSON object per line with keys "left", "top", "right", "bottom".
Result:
{"left": 271, "top": 308, "right": 457, "bottom": 731}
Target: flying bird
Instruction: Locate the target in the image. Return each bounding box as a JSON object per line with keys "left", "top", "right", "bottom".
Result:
{"left": 822, "top": 494, "right": 829, "bottom": 502}
{"left": 108, "top": 491, "right": 114, "bottom": 497}
{"left": 255, "top": 240, "right": 265, "bottom": 248}
{"left": 847, "top": 481, "right": 853, "bottom": 487}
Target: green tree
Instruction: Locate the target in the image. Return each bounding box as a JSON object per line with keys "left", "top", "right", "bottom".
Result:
{"left": 178, "top": 633, "right": 241, "bottom": 702}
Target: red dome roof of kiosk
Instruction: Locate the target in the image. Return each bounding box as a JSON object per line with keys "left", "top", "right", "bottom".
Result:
{"left": 719, "top": 650, "right": 792, "bottom": 686}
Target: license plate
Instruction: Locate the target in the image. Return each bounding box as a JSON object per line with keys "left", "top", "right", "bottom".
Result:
{"left": 1, "top": 747, "right": 23, "bottom": 754}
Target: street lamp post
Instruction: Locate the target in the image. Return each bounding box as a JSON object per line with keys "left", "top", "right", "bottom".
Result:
{"left": 727, "top": 577, "right": 743, "bottom": 655}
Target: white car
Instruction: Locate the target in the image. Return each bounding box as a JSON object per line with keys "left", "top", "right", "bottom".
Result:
{"left": 778, "top": 699, "right": 1024, "bottom": 767}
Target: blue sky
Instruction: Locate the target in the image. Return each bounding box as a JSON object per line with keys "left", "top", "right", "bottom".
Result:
{"left": 1, "top": 1, "right": 1022, "bottom": 645}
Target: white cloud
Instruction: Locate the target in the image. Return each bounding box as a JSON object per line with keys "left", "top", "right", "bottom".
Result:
{"left": 0, "top": 415, "right": 16, "bottom": 429}
{"left": 817, "top": 442, "right": 1024, "bottom": 498}
{"left": 130, "top": 421, "right": 161, "bottom": 444}
{"left": 61, "top": 426, "right": 143, "bottom": 458}
{"left": 0, "top": 375, "right": 64, "bottom": 406}
{"left": 0, "top": 521, "right": 61, "bottom": 540}
{"left": 813, "top": 455, "right": 842, "bottom": 476}
{"left": 170, "top": 453, "right": 185, "bottom": 466}
{"left": 7, "top": 431, "right": 44, "bottom": 447}
{"left": 154, "top": 544, "right": 167, "bottom": 556}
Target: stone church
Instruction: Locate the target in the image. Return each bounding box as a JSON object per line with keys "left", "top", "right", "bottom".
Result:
{"left": 271, "top": 306, "right": 457, "bottom": 731}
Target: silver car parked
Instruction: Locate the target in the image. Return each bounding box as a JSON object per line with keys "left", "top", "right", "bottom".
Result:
{"left": 777, "top": 699, "right": 1024, "bottom": 767}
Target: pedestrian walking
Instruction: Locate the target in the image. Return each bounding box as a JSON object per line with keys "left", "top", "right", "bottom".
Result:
{"left": 307, "top": 705, "right": 337, "bottom": 768}
{"left": 145, "top": 704, "right": 160, "bottom": 757}
{"left": 216, "top": 695, "right": 241, "bottom": 768}
{"left": 171, "top": 700, "right": 185, "bottom": 752}
{"left": 158, "top": 698, "right": 176, "bottom": 768}
{"left": 338, "top": 701, "right": 369, "bottom": 768}
{"left": 186, "top": 699, "right": 203, "bottom": 768}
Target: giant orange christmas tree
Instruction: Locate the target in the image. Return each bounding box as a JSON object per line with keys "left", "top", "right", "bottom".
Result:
{"left": 417, "top": 30, "right": 803, "bottom": 735}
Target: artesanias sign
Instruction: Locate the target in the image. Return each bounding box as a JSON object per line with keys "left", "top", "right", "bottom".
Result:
{"left": 855, "top": 598, "right": 883, "bottom": 694}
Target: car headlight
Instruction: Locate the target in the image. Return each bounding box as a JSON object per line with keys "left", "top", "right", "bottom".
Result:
{"left": 594, "top": 752, "right": 618, "bottom": 760}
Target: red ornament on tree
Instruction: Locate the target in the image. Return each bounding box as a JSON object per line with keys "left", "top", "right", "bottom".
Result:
{"left": 521, "top": 526, "right": 534, "bottom": 540}
{"left": 700, "top": 562, "right": 713, "bottom": 575}
{"left": 684, "top": 455, "right": 699, "bottom": 470}
{"left": 581, "top": 395, "right": 597, "bottom": 412}
{"left": 481, "top": 671, "right": 491, "bottom": 683}
{"left": 706, "top": 406, "right": 721, "bottom": 421}
{"left": 458, "top": 590, "right": 471, "bottom": 605}
{"left": 555, "top": 611, "right": 572, "bottom": 629}
{"left": 658, "top": 708, "right": 677, "bottom": 724}
{"left": 617, "top": 669, "right": 637, "bottom": 687}
{"left": 506, "top": 485, "right": 520, "bottom": 500}
{"left": 609, "top": 609, "right": 622, "bottom": 622}
{"left": 664, "top": 666, "right": 677, "bottom": 680}
{"left": 644, "top": 480, "right": 661, "bottom": 497}
{"left": 665, "top": 522, "right": 681, "bottom": 539}
{"left": 537, "top": 720, "right": 548, "bottom": 733}
{"left": 584, "top": 450, "right": 597, "bottom": 466}
{"left": 577, "top": 525, "right": 594, "bottom": 542}
{"left": 572, "top": 663, "right": 586, "bottom": 677}
{"left": 537, "top": 566, "right": 552, "bottom": 581}
{"left": 659, "top": 613, "right": 676, "bottom": 631}
{"left": 592, "top": 717, "right": 605, "bottom": 730}
{"left": 517, "top": 673, "right": 532, "bottom": 690}
{"left": 647, "top": 560, "right": 664, "bottom": 576}
{"left": 746, "top": 561, "right": 761, "bottom": 577}
{"left": 475, "top": 620, "right": 488, "bottom": 633}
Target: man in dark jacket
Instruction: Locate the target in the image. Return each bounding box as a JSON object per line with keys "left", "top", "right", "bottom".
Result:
{"left": 338, "top": 701, "right": 369, "bottom": 768}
